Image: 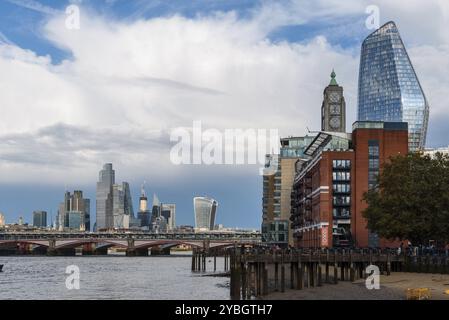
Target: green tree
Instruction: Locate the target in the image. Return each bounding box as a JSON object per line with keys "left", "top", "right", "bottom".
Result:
{"left": 363, "top": 152, "right": 449, "bottom": 247}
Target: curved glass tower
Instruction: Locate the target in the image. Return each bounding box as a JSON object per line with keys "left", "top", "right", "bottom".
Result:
{"left": 358, "top": 21, "right": 429, "bottom": 151}
{"left": 194, "top": 197, "right": 218, "bottom": 231}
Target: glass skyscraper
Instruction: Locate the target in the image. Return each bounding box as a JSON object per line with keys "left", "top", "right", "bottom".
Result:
{"left": 96, "top": 163, "right": 115, "bottom": 230}
{"left": 194, "top": 197, "right": 218, "bottom": 231}
{"left": 33, "top": 211, "right": 47, "bottom": 228}
{"left": 358, "top": 21, "right": 429, "bottom": 151}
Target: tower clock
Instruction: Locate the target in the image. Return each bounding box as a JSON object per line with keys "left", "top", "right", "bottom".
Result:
{"left": 321, "top": 70, "right": 346, "bottom": 133}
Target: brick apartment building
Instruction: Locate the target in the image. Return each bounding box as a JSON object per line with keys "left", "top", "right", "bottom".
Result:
{"left": 290, "top": 121, "right": 408, "bottom": 248}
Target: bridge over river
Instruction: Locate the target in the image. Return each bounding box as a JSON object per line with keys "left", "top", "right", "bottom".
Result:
{"left": 0, "top": 231, "right": 261, "bottom": 256}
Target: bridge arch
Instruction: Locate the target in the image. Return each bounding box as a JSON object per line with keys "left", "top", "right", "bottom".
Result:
{"left": 0, "top": 240, "right": 49, "bottom": 248}
{"left": 134, "top": 240, "right": 203, "bottom": 250}
{"left": 55, "top": 239, "right": 128, "bottom": 249}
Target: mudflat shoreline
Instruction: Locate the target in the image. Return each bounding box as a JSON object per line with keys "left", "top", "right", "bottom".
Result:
{"left": 259, "top": 272, "right": 449, "bottom": 300}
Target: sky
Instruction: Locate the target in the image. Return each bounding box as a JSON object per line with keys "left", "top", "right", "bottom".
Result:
{"left": 0, "top": 0, "right": 449, "bottom": 228}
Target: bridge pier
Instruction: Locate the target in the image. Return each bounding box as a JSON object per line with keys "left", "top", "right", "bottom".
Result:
{"left": 136, "top": 248, "right": 149, "bottom": 256}
{"left": 47, "top": 239, "right": 57, "bottom": 256}
{"left": 151, "top": 247, "right": 170, "bottom": 256}
{"left": 82, "top": 243, "right": 95, "bottom": 256}
{"left": 93, "top": 246, "right": 109, "bottom": 255}
{"left": 56, "top": 248, "right": 76, "bottom": 256}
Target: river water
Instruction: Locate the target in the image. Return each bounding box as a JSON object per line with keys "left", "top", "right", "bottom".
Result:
{"left": 0, "top": 254, "right": 229, "bottom": 300}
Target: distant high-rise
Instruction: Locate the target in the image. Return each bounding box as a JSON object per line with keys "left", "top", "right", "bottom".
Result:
{"left": 137, "top": 183, "right": 151, "bottom": 228}
{"left": 194, "top": 197, "right": 218, "bottom": 231}
{"left": 161, "top": 204, "right": 176, "bottom": 231}
{"left": 0, "top": 212, "right": 5, "bottom": 226}
{"left": 358, "top": 21, "right": 429, "bottom": 151}
{"left": 96, "top": 163, "right": 115, "bottom": 229}
{"left": 57, "top": 190, "right": 90, "bottom": 231}
{"left": 112, "top": 182, "right": 135, "bottom": 228}
{"left": 33, "top": 211, "right": 47, "bottom": 228}
{"left": 139, "top": 182, "right": 148, "bottom": 212}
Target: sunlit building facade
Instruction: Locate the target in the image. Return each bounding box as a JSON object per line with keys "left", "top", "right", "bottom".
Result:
{"left": 358, "top": 21, "right": 429, "bottom": 151}
{"left": 194, "top": 197, "right": 218, "bottom": 231}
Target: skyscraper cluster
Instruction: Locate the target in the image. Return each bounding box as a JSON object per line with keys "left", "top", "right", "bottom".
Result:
{"left": 95, "top": 163, "right": 176, "bottom": 232}
{"left": 96, "top": 163, "right": 139, "bottom": 231}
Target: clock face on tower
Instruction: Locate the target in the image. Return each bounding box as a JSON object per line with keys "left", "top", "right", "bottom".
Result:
{"left": 329, "top": 117, "right": 341, "bottom": 129}
{"left": 330, "top": 104, "right": 340, "bottom": 115}
{"left": 329, "top": 92, "right": 340, "bottom": 103}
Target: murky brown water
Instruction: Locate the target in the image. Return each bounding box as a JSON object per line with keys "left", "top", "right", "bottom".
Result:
{"left": 0, "top": 255, "right": 229, "bottom": 300}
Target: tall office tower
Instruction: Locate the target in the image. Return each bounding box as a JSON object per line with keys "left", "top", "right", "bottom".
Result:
{"left": 112, "top": 182, "right": 135, "bottom": 228}
{"left": 139, "top": 183, "right": 148, "bottom": 212}
{"left": 58, "top": 190, "right": 90, "bottom": 231}
{"left": 0, "top": 212, "right": 5, "bottom": 226}
{"left": 358, "top": 21, "right": 429, "bottom": 151}
{"left": 152, "top": 193, "right": 161, "bottom": 218}
{"left": 33, "top": 211, "right": 47, "bottom": 228}
{"left": 322, "top": 70, "right": 346, "bottom": 132}
{"left": 161, "top": 204, "right": 176, "bottom": 231}
{"left": 137, "top": 183, "right": 151, "bottom": 228}
{"left": 193, "top": 197, "right": 218, "bottom": 231}
{"left": 96, "top": 163, "right": 115, "bottom": 229}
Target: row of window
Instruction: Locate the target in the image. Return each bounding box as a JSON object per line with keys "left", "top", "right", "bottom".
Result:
{"left": 332, "top": 160, "right": 351, "bottom": 169}
{"left": 333, "top": 207, "right": 350, "bottom": 217}
{"left": 333, "top": 183, "right": 350, "bottom": 193}
{"left": 333, "top": 196, "right": 351, "bottom": 206}
{"left": 333, "top": 171, "right": 351, "bottom": 181}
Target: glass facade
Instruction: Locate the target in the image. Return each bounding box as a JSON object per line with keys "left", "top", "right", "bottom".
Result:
{"left": 33, "top": 211, "right": 47, "bottom": 228}
{"left": 96, "top": 163, "right": 115, "bottom": 229}
{"left": 280, "top": 136, "right": 316, "bottom": 158}
{"left": 112, "top": 182, "right": 135, "bottom": 228}
{"left": 194, "top": 197, "right": 218, "bottom": 230}
{"left": 68, "top": 211, "right": 83, "bottom": 230}
{"left": 358, "top": 21, "right": 429, "bottom": 151}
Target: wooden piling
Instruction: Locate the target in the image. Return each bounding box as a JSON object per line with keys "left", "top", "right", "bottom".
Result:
{"left": 290, "top": 262, "right": 295, "bottom": 289}
{"left": 297, "top": 263, "right": 303, "bottom": 290}
{"left": 262, "top": 264, "right": 268, "bottom": 296}
{"left": 274, "top": 262, "right": 279, "bottom": 291}
{"left": 281, "top": 264, "right": 285, "bottom": 292}
{"left": 317, "top": 264, "right": 322, "bottom": 286}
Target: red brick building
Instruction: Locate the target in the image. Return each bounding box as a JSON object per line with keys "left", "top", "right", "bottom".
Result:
{"left": 290, "top": 121, "right": 408, "bottom": 248}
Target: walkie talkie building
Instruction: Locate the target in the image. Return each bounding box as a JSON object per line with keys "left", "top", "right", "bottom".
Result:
{"left": 358, "top": 21, "right": 429, "bottom": 151}
{"left": 194, "top": 197, "right": 218, "bottom": 231}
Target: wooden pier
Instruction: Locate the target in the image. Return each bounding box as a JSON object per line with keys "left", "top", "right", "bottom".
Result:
{"left": 223, "top": 248, "right": 449, "bottom": 300}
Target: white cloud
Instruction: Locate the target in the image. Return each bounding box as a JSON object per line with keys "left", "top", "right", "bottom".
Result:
{"left": 1, "top": 0, "right": 449, "bottom": 185}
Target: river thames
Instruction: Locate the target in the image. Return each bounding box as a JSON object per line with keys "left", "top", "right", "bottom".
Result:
{"left": 0, "top": 254, "right": 229, "bottom": 300}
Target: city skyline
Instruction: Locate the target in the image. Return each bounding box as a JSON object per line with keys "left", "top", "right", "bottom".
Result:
{"left": 1, "top": 1, "right": 449, "bottom": 229}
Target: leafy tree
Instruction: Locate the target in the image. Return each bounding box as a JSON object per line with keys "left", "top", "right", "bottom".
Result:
{"left": 363, "top": 152, "right": 449, "bottom": 247}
